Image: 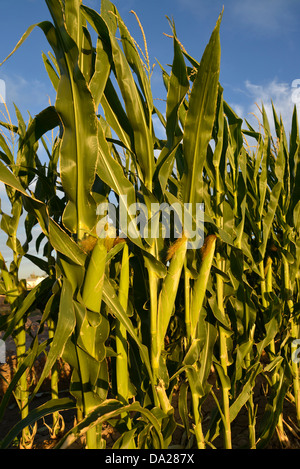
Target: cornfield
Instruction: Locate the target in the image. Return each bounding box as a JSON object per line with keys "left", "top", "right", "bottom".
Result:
{"left": 0, "top": 0, "right": 299, "bottom": 451}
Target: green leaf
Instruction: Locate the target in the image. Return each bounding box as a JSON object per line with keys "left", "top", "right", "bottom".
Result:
{"left": 24, "top": 253, "right": 49, "bottom": 273}
{"left": 42, "top": 51, "right": 60, "bottom": 91}
{"left": 3, "top": 276, "right": 54, "bottom": 339}
{"left": 48, "top": 218, "right": 86, "bottom": 266}
{"left": 32, "top": 276, "right": 76, "bottom": 397}
{"left": 20, "top": 106, "right": 61, "bottom": 150}
{"left": 182, "top": 11, "right": 222, "bottom": 205}
{"left": 101, "top": 78, "right": 133, "bottom": 150}
{"left": 89, "top": 36, "right": 111, "bottom": 109}
{"left": 112, "top": 429, "right": 137, "bottom": 449}
{"left": 116, "top": 6, "right": 153, "bottom": 113}
{"left": 165, "top": 26, "right": 189, "bottom": 149}
{"left": 0, "top": 339, "right": 50, "bottom": 421}
{"left": 178, "top": 381, "right": 190, "bottom": 439}
{"left": 256, "top": 308, "right": 281, "bottom": 357}
{"left": 55, "top": 399, "right": 164, "bottom": 449}
{"left": 102, "top": 277, "right": 156, "bottom": 395}
{"left": 45, "top": 0, "right": 98, "bottom": 238}
{"left": 96, "top": 120, "right": 143, "bottom": 247}
{"left": 229, "top": 363, "right": 262, "bottom": 423}
{"left": 0, "top": 160, "right": 31, "bottom": 197}
{"left": 0, "top": 398, "right": 75, "bottom": 449}
{"left": 0, "top": 134, "right": 14, "bottom": 165}
{"left": 81, "top": 5, "right": 155, "bottom": 191}
{"left": 257, "top": 364, "right": 292, "bottom": 448}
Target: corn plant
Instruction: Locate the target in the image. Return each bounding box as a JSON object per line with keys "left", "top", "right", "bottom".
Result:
{"left": 0, "top": 103, "right": 60, "bottom": 447}
{"left": 0, "top": 0, "right": 299, "bottom": 450}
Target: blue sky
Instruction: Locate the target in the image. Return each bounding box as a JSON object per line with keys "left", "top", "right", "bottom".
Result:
{"left": 1, "top": 0, "right": 300, "bottom": 131}
{"left": 0, "top": 0, "right": 300, "bottom": 277}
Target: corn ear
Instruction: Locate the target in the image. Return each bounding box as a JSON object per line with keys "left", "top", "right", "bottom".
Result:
{"left": 82, "top": 239, "right": 107, "bottom": 313}
{"left": 190, "top": 235, "right": 217, "bottom": 339}
{"left": 156, "top": 236, "right": 187, "bottom": 355}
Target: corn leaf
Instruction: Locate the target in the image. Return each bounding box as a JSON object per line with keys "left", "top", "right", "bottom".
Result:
{"left": 182, "top": 12, "right": 222, "bottom": 205}
{"left": 45, "top": 0, "right": 98, "bottom": 238}
{"left": 0, "top": 397, "right": 76, "bottom": 449}
{"left": 56, "top": 399, "right": 164, "bottom": 449}
{"left": 81, "top": 5, "right": 155, "bottom": 190}
{"left": 32, "top": 276, "right": 76, "bottom": 397}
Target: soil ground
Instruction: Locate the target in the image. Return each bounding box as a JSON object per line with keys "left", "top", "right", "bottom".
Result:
{"left": 1, "top": 300, "right": 300, "bottom": 450}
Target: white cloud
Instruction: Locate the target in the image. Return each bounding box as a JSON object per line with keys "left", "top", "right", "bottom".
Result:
{"left": 231, "top": 103, "right": 245, "bottom": 118}
{"left": 242, "top": 78, "right": 298, "bottom": 136}
{"left": 1, "top": 73, "right": 54, "bottom": 121}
